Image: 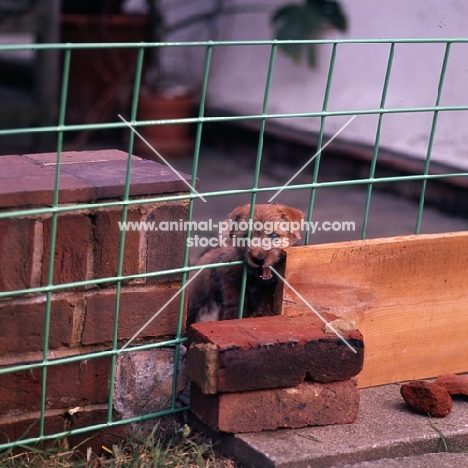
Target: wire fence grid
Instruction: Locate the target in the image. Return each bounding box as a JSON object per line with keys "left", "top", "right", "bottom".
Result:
{"left": 0, "top": 37, "right": 467, "bottom": 450}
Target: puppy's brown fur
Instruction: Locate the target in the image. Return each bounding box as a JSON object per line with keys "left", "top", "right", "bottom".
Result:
{"left": 187, "top": 204, "right": 303, "bottom": 326}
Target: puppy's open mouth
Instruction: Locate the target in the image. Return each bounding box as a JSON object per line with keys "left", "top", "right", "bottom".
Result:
{"left": 259, "top": 266, "right": 274, "bottom": 281}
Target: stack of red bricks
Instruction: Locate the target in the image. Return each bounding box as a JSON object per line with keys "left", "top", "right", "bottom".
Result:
{"left": 187, "top": 313, "right": 364, "bottom": 433}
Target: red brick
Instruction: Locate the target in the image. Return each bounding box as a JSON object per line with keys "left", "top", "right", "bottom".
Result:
{"left": 0, "top": 152, "right": 192, "bottom": 209}
{"left": 187, "top": 314, "right": 364, "bottom": 394}
{"left": 0, "top": 406, "right": 126, "bottom": 453}
{"left": 0, "top": 411, "right": 66, "bottom": 446}
{"left": 67, "top": 405, "right": 128, "bottom": 456}
{"left": 146, "top": 202, "right": 189, "bottom": 282}
{"left": 24, "top": 149, "right": 134, "bottom": 165}
{"left": 0, "top": 217, "right": 37, "bottom": 292}
{"left": 0, "top": 296, "right": 74, "bottom": 354}
{"left": 58, "top": 158, "right": 193, "bottom": 199}
{"left": 400, "top": 381, "right": 452, "bottom": 417}
{"left": 0, "top": 155, "right": 95, "bottom": 208}
{"left": 93, "top": 208, "right": 142, "bottom": 280}
{"left": 82, "top": 284, "right": 184, "bottom": 345}
{"left": 434, "top": 373, "right": 468, "bottom": 396}
{"left": 190, "top": 379, "right": 360, "bottom": 433}
{"left": 0, "top": 356, "right": 110, "bottom": 416}
{"left": 42, "top": 214, "right": 91, "bottom": 287}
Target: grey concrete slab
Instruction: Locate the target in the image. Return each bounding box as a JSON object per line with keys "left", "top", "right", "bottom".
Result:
{"left": 225, "top": 382, "right": 468, "bottom": 467}
{"left": 341, "top": 452, "right": 468, "bottom": 468}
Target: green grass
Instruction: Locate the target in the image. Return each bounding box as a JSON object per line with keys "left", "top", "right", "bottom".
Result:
{"left": 429, "top": 418, "right": 468, "bottom": 454}
{"left": 0, "top": 424, "right": 240, "bottom": 468}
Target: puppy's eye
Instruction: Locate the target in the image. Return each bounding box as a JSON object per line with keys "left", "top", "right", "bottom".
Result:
{"left": 269, "top": 232, "right": 280, "bottom": 239}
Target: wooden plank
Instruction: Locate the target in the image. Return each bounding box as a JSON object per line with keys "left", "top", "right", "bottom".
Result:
{"left": 281, "top": 232, "right": 468, "bottom": 388}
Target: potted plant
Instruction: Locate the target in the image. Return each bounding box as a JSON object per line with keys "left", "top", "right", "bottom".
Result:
{"left": 135, "top": 0, "right": 347, "bottom": 158}
{"left": 271, "top": 0, "right": 347, "bottom": 66}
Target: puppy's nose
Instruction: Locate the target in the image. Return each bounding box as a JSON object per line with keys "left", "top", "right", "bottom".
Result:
{"left": 252, "top": 255, "right": 265, "bottom": 265}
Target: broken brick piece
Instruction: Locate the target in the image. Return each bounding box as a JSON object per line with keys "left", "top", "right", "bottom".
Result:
{"left": 187, "top": 313, "right": 364, "bottom": 394}
{"left": 400, "top": 381, "right": 452, "bottom": 417}
{"left": 434, "top": 374, "right": 468, "bottom": 396}
{"left": 190, "top": 379, "right": 360, "bottom": 433}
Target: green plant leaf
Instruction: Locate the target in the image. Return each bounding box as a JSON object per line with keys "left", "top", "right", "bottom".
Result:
{"left": 306, "top": 44, "right": 317, "bottom": 67}
{"left": 320, "top": 0, "right": 348, "bottom": 31}
{"left": 271, "top": 1, "right": 346, "bottom": 66}
{"left": 272, "top": 4, "right": 322, "bottom": 63}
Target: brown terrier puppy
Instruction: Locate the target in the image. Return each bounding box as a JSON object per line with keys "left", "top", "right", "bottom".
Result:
{"left": 187, "top": 204, "right": 303, "bottom": 326}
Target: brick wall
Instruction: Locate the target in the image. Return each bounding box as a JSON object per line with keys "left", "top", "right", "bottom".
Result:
{"left": 0, "top": 150, "right": 192, "bottom": 450}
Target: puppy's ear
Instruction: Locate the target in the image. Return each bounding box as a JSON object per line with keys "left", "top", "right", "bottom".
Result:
{"left": 228, "top": 204, "right": 250, "bottom": 238}
{"left": 277, "top": 205, "right": 304, "bottom": 242}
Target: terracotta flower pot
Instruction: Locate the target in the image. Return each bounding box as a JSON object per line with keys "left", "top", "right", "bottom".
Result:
{"left": 134, "top": 87, "right": 194, "bottom": 159}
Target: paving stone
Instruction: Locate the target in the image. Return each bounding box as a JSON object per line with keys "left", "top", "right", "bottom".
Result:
{"left": 23, "top": 149, "right": 136, "bottom": 165}
{"left": 215, "top": 380, "right": 468, "bottom": 467}
{"left": 58, "top": 157, "right": 193, "bottom": 199}
{"left": 341, "top": 452, "right": 468, "bottom": 468}
{"left": 0, "top": 151, "right": 192, "bottom": 208}
{"left": 0, "top": 155, "right": 94, "bottom": 207}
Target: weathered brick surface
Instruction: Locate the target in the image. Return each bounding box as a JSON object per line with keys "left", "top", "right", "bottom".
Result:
{"left": 82, "top": 284, "right": 184, "bottom": 345}
{"left": 434, "top": 373, "right": 468, "bottom": 396}
{"left": 93, "top": 208, "right": 143, "bottom": 280}
{"left": 187, "top": 314, "right": 364, "bottom": 393}
{"left": 24, "top": 149, "right": 132, "bottom": 165}
{"left": 0, "top": 411, "right": 66, "bottom": 446}
{"left": 190, "top": 379, "right": 360, "bottom": 433}
{"left": 57, "top": 158, "right": 193, "bottom": 200}
{"left": 0, "top": 217, "right": 37, "bottom": 292}
{"left": 42, "top": 214, "right": 91, "bottom": 286}
{"left": 146, "top": 202, "right": 189, "bottom": 282}
{"left": 114, "top": 348, "right": 188, "bottom": 419}
{"left": 67, "top": 405, "right": 129, "bottom": 456}
{"left": 0, "top": 356, "right": 110, "bottom": 416}
{"left": 0, "top": 154, "right": 95, "bottom": 208}
{"left": 1, "top": 151, "right": 193, "bottom": 208}
{"left": 400, "top": 381, "right": 453, "bottom": 417}
{"left": 0, "top": 296, "right": 74, "bottom": 354}
{"left": 0, "top": 405, "right": 127, "bottom": 455}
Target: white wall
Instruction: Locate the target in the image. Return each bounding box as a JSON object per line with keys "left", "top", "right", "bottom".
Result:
{"left": 162, "top": 0, "right": 468, "bottom": 170}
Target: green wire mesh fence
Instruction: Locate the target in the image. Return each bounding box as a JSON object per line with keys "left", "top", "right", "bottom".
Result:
{"left": 0, "top": 38, "right": 467, "bottom": 450}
